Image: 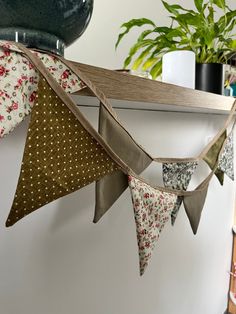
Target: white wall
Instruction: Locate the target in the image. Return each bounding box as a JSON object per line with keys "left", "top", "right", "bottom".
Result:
{"left": 66, "top": 0, "right": 236, "bottom": 69}
{"left": 1, "top": 1, "right": 236, "bottom": 314}
{"left": 0, "top": 109, "right": 235, "bottom": 314}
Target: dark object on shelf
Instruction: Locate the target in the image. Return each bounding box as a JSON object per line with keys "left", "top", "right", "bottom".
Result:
{"left": 0, "top": 0, "right": 94, "bottom": 55}
{"left": 195, "top": 63, "right": 224, "bottom": 95}
{"left": 228, "top": 53, "right": 236, "bottom": 67}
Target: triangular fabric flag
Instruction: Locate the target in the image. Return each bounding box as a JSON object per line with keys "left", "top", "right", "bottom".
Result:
{"left": 183, "top": 185, "right": 209, "bottom": 235}
{"left": 128, "top": 175, "right": 177, "bottom": 275}
{"left": 162, "top": 161, "right": 198, "bottom": 225}
{"left": 218, "top": 131, "right": 234, "bottom": 181}
{"left": 94, "top": 104, "right": 152, "bottom": 223}
{"left": 6, "top": 78, "right": 118, "bottom": 227}
{"left": 203, "top": 131, "right": 226, "bottom": 185}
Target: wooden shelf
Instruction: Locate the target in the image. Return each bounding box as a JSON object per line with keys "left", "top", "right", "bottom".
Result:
{"left": 71, "top": 61, "right": 235, "bottom": 114}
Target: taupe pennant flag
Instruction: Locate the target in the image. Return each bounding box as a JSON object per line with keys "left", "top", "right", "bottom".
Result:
{"left": 94, "top": 104, "right": 152, "bottom": 223}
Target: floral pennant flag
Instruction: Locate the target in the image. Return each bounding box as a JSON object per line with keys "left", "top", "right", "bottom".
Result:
{"left": 162, "top": 161, "right": 198, "bottom": 225}
{"left": 6, "top": 77, "right": 118, "bottom": 227}
{"left": 218, "top": 130, "right": 234, "bottom": 181}
{"left": 0, "top": 41, "right": 83, "bottom": 138}
{"left": 183, "top": 184, "right": 209, "bottom": 234}
{"left": 203, "top": 131, "right": 226, "bottom": 185}
{"left": 128, "top": 175, "right": 177, "bottom": 275}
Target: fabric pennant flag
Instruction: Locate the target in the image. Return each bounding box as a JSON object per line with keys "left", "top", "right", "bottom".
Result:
{"left": 94, "top": 104, "right": 152, "bottom": 223}
{"left": 203, "top": 131, "right": 226, "bottom": 185}
{"left": 183, "top": 185, "right": 209, "bottom": 235}
{"left": 218, "top": 131, "right": 234, "bottom": 181}
{"left": 162, "top": 161, "right": 198, "bottom": 225}
{"left": 128, "top": 175, "right": 177, "bottom": 276}
{"left": 6, "top": 78, "right": 118, "bottom": 227}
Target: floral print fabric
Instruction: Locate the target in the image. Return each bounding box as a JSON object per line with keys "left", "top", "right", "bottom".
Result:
{"left": 128, "top": 175, "right": 177, "bottom": 275}
{"left": 0, "top": 41, "right": 83, "bottom": 138}
{"left": 162, "top": 162, "right": 198, "bottom": 225}
{"left": 218, "top": 130, "right": 234, "bottom": 181}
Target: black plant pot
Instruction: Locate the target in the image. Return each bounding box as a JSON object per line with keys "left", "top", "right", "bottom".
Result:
{"left": 0, "top": 0, "right": 94, "bottom": 55}
{"left": 195, "top": 63, "right": 224, "bottom": 95}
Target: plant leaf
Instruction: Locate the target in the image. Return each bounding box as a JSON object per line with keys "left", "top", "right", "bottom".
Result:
{"left": 123, "top": 39, "right": 156, "bottom": 68}
{"left": 115, "top": 18, "right": 155, "bottom": 49}
{"left": 218, "top": 10, "right": 236, "bottom": 33}
{"left": 142, "top": 57, "right": 159, "bottom": 71}
{"left": 161, "top": 0, "right": 194, "bottom": 15}
{"left": 132, "top": 45, "right": 155, "bottom": 70}
{"left": 136, "top": 29, "right": 154, "bottom": 42}
{"left": 123, "top": 55, "right": 133, "bottom": 68}
{"left": 150, "top": 60, "right": 162, "bottom": 79}
{"left": 212, "top": 0, "right": 226, "bottom": 9}
{"left": 166, "top": 28, "right": 184, "bottom": 40}
{"left": 194, "top": 0, "right": 204, "bottom": 12}
{"left": 152, "top": 26, "right": 172, "bottom": 34}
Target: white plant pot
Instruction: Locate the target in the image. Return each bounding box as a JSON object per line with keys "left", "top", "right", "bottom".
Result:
{"left": 162, "top": 50, "right": 196, "bottom": 89}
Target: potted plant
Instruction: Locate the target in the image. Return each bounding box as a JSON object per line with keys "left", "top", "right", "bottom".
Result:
{"left": 116, "top": 0, "right": 236, "bottom": 94}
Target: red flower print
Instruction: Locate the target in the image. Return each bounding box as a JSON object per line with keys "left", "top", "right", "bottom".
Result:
{"left": 2, "top": 43, "right": 11, "bottom": 49}
{"left": 21, "top": 75, "right": 28, "bottom": 80}
{"left": 61, "top": 69, "right": 70, "bottom": 79}
{"left": 4, "top": 49, "right": 10, "bottom": 57}
{"left": 0, "top": 66, "right": 6, "bottom": 76}
{"left": 140, "top": 229, "right": 146, "bottom": 235}
{"left": 144, "top": 193, "right": 149, "bottom": 199}
{"left": 17, "top": 78, "right": 23, "bottom": 86}
{"left": 28, "top": 61, "right": 34, "bottom": 70}
{"left": 29, "top": 91, "right": 37, "bottom": 103}
{"left": 62, "top": 81, "right": 68, "bottom": 89}
{"left": 70, "top": 79, "right": 76, "bottom": 86}
{"left": 0, "top": 114, "right": 4, "bottom": 121}
{"left": 11, "top": 102, "right": 18, "bottom": 110}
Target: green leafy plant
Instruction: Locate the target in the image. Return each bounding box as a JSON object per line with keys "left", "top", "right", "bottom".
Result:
{"left": 115, "top": 0, "right": 236, "bottom": 79}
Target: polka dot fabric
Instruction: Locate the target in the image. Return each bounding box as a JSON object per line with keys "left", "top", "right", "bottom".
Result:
{"left": 6, "top": 78, "right": 118, "bottom": 227}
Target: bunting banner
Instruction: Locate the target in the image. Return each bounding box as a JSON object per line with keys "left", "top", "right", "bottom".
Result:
{"left": 162, "top": 161, "right": 198, "bottom": 225}
{"left": 128, "top": 175, "right": 177, "bottom": 275}
{"left": 6, "top": 77, "right": 118, "bottom": 226}
{"left": 1, "top": 42, "right": 236, "bottom": 276}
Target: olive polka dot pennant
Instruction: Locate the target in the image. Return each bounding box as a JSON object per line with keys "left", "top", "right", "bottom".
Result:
{"left": 203, "top": 131, "right": 226, "bottom": 185}
{"left": 6, "top": 78, "right": 118, "bottom": 227}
